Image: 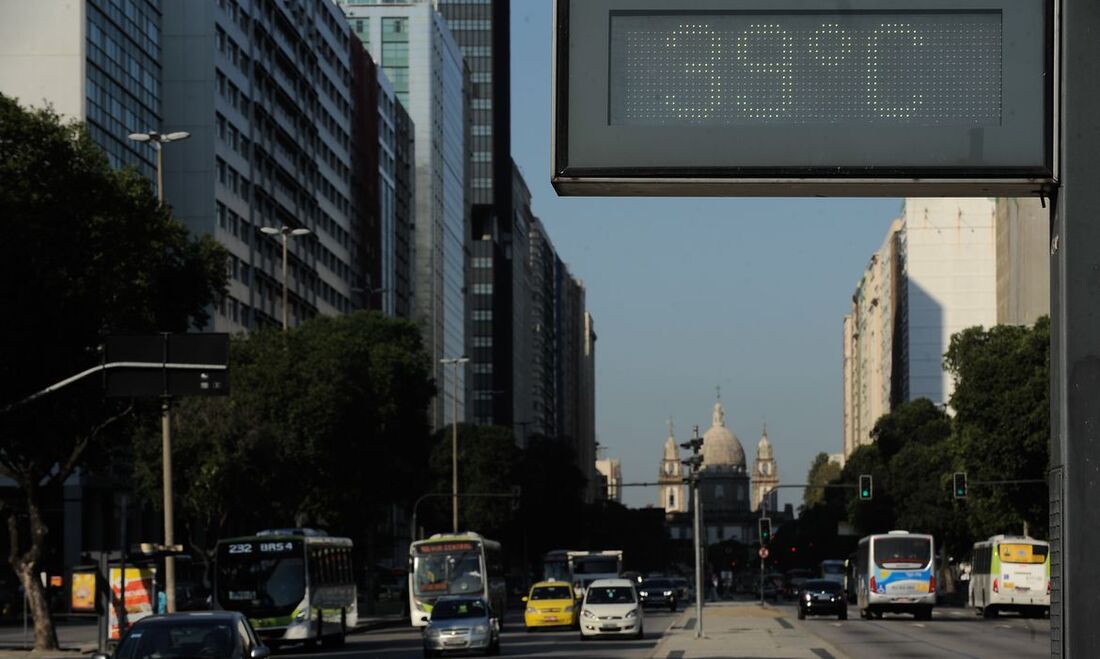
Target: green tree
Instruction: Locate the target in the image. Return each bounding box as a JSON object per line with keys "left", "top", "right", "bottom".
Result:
{"left": 0, "top": 94, "right": 226, "bottom": 649}
{"left": 803, "top": 452, "right": 842, "bottom": 508}
{"left": 133, "top": 311, "right": 435, "bottom": 582}
{"left": 945, "top": 317, "right": 1050, "bottom": 539}
{"left": 427, "top": 425, "right": 521, "bottom": 539}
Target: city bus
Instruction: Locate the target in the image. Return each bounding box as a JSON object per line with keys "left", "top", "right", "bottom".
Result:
{"left": 214, "top": 529, "right": 356, "bottom": 647}
{"left": 408, "top": 532, "right": 506, "bottom": 627}
{"left": 969, "top": 535, "right": 1050, "bottom": 618}
{"left": 856, "top": 531, "right": 936, "bottom": 620}
{"left": 541, "top": 550, "right": 573, "bottom": 583}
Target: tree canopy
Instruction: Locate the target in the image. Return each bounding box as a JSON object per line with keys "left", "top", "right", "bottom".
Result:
{"left": 0, "top": 93, "right": 227, "bottom": 649}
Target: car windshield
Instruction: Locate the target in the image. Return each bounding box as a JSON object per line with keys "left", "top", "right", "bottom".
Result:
{"left": 875, "top": 537, "right": 932, "bottom": 569}
{"left": 641, "top": 579, "right": 672, "bottom": 589}
{"left": 586, "top": 587, "right": 635, "bottom": 604}
{"left": 531, "top": 586, "right": 572, "bottom": 600}
{"left": 802, "top": 580, "right": 843, "bottom": 593}
{"left": 431, "top": 599, "right": 487, "bottom": 620}
{"left": 116, "top": 620, "right": 242, "bottom": 659}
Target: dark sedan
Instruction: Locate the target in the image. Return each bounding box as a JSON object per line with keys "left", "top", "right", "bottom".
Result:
{"left": 797, "top": 579, "right": 847, "bottom": 620}
{"left": 637, "top": 578, "right": 678, "bottom": 611}
{"left": 94, "top": 611, "right": 271, "bottom": 659}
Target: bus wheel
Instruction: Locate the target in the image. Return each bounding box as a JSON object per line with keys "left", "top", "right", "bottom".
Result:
{"left": 916, "top": 606, "right": 933, "bottom": 621}
{"left": 860, "top": 608, "right": 870, "bottom": 620}
{"left": 325, "top": 610, "right": 347, "bottom": 647}
{"left": 982, "top": 606, "right": 997, "bottom": 619}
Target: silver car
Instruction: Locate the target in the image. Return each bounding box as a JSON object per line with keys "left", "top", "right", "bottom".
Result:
{"left": 423, "top": 596, "right": 500, "bottom": 657}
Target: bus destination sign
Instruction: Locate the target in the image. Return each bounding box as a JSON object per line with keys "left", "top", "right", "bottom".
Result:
{"left": 416, "top": 542, "right": 477, "bottom": 554}
{"left": 553, "top": 0, "right": 1054, "bottom": 197}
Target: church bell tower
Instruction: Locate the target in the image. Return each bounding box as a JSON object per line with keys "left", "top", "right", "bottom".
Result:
{"left": 659, "top": 421, "right": 686, "bottom": 513}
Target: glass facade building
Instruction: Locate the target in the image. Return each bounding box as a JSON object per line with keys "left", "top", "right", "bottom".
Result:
{"left": 339, "top": 1, "right": 468, "bottom": 429}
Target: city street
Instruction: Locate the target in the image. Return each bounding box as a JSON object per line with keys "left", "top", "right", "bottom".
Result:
{"left": 277, "top": 610, "right": 681, "bottom": 658}
{"left": 773, "top": 602, "right": 1050, "bottom": 659}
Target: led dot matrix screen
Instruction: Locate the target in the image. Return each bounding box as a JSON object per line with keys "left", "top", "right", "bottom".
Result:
{"left": 554, "top": 0, "right": 1053, "bottom": 196}
{"left": 610, "top": 13, "right": 1002, "bottom": 127}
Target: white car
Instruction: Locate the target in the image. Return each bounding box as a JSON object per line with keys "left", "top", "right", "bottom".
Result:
{"left": 579, "top": 578, "right": 644, "bottom": 640}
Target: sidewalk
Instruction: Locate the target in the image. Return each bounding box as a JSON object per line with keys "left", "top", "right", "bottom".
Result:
{"left": 649, "top": 602, "right": 850, "bottom": 659}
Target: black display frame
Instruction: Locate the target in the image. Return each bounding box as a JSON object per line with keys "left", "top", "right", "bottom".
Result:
{"left": 552, "top": 0, "right": 1057, "bottom": 197}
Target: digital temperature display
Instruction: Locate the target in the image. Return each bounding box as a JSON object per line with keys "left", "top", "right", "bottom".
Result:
{"left": 610, "top": 12, "right": 1002, "bottom": 127}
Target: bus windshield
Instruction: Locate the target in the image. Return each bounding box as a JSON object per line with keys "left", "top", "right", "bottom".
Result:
{"left": 573, "top": 559, "right": 618, "bottom": 575}
{"left": 543, "top": 561, "right": 570, "bottom": 582}
{"left": 822, "top": 562, "right": 845, "bottom": 575}
{"left": 1000, "top": 543, "right": 1048, "bottom": 564}
{"left": 413, "top": 547, "right": 484, "bottom": 598}
{"left": 217, "top": 556, "right": 305, "bottom": 617}
{"left": 874, "top": 537, "right": 932, "bottom": 570}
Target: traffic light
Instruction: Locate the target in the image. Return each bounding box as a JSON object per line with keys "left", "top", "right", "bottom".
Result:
{"left": 758, "top": 517, "right": 772, "bottom": 544}
{"left": 681, "top": 427, "right": 705, "bottom": 474}
{"left": 953, "top": 472, "right": 968, "bottom": 499}
{"left": 859, "top": 474, "right": 873, "bottom": 501}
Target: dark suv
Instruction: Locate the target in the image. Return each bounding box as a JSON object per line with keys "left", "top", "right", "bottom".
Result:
{"left": 797, "top": 579, "right": 847, "bottom": 620}
{"left": 637, "top": 578, "right": 678, "bottom": 611}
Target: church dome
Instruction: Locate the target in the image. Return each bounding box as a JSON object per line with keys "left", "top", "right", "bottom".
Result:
{"left": 702, "top": 401, "right": 746, "bottom": 469}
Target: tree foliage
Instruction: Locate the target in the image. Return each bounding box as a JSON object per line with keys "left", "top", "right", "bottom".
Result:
{"left": 945, "top": 317, "right": 1050, "bottom": 539}
{"left": 133, "top": 311, "right": 435, "bottom": 577}
{"left": 0, "top": 94, "right": 227, "bottom": 649}
{"left": 803, "top": 452, "right": 842, "bottom": 508}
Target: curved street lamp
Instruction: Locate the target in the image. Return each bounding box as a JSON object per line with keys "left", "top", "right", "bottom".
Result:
{"left": 260, "top": 226, "right": 312, "bottom": 330}
{"left": 127, "top": 131, "right": 191, "bottom": 204}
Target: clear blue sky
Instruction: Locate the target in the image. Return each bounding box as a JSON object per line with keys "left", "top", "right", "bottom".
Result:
{"left": 509, "top": 3, "right": 903, "bottom": 510}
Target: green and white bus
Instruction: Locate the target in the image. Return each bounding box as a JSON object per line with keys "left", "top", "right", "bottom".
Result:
{"left": 408, "top": 532, "right": 506, "bottom": 627}
{"left": 969, "top": 535, "right": 1049, "bottom": 618}
{"left": 215, "top": 529, "right": 356, "bottom": 646}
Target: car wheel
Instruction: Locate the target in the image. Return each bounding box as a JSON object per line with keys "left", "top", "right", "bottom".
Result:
{"left": 580, "top": 632, "right": 591, "bottom": 642}
{"left": 669, "top": 601, "right": 677, "bottom": 613}
{"left": 636, "top": 624, "right": 644, "bottom": 640}
{"left": 423, "top": 647, "right": 436, "bottom": 658}
{"left": 797, "top": 607, "right": 806, "bottom": 620}
{"left": 839, "top": 609, "right": 848, "bottom": 621}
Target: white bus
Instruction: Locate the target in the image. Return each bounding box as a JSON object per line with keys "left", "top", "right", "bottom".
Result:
{"left": 969, "top": 535, "right": 1049, "bottom": 618}
{"left": 215, "top": 529, "right": 356, "bottom": 647}
{"left": 856, "top": 531, "right": 936, "bottom": 620}
{"left": 408, "top": 532, "right": 506, "bottom": 628}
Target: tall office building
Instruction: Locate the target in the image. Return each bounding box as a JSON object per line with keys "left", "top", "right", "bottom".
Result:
{"left": 0, "top": 0, "right": 161, "bottom": 179}
{"left": 841, "top": 198, "right": 1047, "bottom": 458}
{"left": 159, "top": 0, "right": 361, "bottom": 332}
{"left": 338, "top": 1, "right": 468, "bottom": 429}
{"left": 374, "top": 61, "right": 416, "bottom": 319}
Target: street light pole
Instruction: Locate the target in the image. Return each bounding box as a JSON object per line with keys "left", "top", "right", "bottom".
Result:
{"left": 440, "top": 357, "right": 469, "bottom": 533}
{"left": 127, "top": 130, "right": 190, "bottom": 614}
{"left": 260, "top": 226, "right": 312, "bottom": 330}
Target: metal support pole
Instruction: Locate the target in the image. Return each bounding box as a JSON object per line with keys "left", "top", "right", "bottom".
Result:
{"left": 119, "top": 494, "right": 128, "bottom": 634}
{"left": 452, "top": 370, "right": 459, "bottom": 534}
{"left": 162, "top": 399, "right": 176, "bottom": 613}
{"left": 155, "top": 144, "right": 164, "bottom": 206}
{"left": 1052, "top": 0, "right": 1100, "bottom": 655}
{"left": 281, "top": 233, "right": 289, "bottom": 331}
{"left": 693, "top": 474, "right": 703, "bottom": 639}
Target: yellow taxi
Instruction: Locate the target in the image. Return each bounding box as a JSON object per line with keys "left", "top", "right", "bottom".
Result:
{"left": 523, "top": 581, "right": 578, "bottom": 630}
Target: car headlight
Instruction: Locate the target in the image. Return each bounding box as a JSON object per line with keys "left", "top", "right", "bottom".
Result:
{"left": 625, "top": 609, "right": 638, "bottom": 619}
{"left": 526, "top": 606, "right": 538, "bottom": 614}
{"left": 582, "top": 609, "right": 595, "bottom": 619}
{"left": 474, "top": 624, "right": 488, "bottom": 635}
{"left": 803, "top": 593, "right": 812, "bottom": 601}
{"left": 664, "top": 590, "right": 673, "bottom": 596}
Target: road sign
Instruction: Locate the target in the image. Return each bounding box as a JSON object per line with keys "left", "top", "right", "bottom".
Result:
{"left": 759, "top": 547, "right": 769, "bottom": 559}
{"left": 105, "top": 334, "right": 229, "bottom": 398}
{"left": 552, "top": 0, "right": 1054, "bottom": 196}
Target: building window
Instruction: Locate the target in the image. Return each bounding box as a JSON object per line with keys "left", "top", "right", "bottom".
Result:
{"left": 472, "top": 337, "right": 492, "bottom": 347}
{"left": 472, "top": 257, "right": 492, "bottom": 269}
{"left": 472, "top": 283, "right": 492, "bottom": 295}
{"left": 472, "top": 310, "right": 492, "bottom": 321}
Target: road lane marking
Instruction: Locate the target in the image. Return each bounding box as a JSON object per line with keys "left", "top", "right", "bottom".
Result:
{"left": 776, "top": 618, "right": 794, "bottom": 630}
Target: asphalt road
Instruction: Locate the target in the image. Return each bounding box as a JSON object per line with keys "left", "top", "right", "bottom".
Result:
{"left": 276, "top": 609, "right": 682, "bottom": 658}
{"left": 776, "top": 602, "right": 1050, "bottom": 659}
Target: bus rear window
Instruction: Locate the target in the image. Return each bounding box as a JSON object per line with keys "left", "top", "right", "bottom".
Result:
{"left": 874, "top": 537, "right": 931, "bottom": 569}
{"left": 1000, "top": 543, "right": 1048, "bottom": 564}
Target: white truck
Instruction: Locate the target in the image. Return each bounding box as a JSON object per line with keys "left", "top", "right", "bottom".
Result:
{"left": 568, "top": 550, "right": 624, "bottom": 596}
